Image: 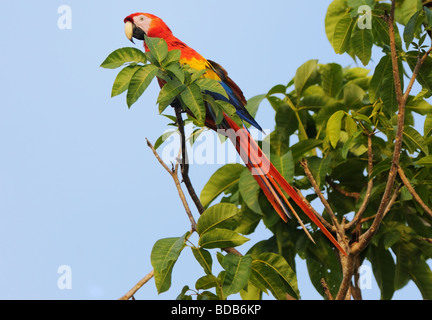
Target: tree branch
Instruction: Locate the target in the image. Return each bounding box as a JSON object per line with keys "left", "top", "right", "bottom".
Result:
{"left": 173, "top": 105, "right": 205, "bottom": 215}
{"left": 299, "top": 158, "right": 340, "bottom": 230}
{"left": 320, "top": 278, "right": 334, "bottom": 300}
{"left": 146, "top": 138, "right": 197, "bottom": 231}
{"left": 326, "top": 176, "right": 360, "bottom": 201}
{"left": 397, "top": 166, "right": 432, "bottom": 219}
{"left": 356, "top": 1, "right": 431, "bottom": 253}
{"left": 294, "top": 188, "right": 334, "bottom": 231}
{"left": 119, "top": 269, "right": 155, "bottom": 300}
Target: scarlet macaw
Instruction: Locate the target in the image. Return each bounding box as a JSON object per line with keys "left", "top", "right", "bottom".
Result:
{"left": 124, "top": 13, "right": 346, "bottom": 255}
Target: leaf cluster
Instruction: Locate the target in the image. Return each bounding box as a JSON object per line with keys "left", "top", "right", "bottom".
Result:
{"left": 150, "top": 203, "right": 299, "bottom": 300}
{"left": 100, "top": 35, "right": 232, "bottom": 129}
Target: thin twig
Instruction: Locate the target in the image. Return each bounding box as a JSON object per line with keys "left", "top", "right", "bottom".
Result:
{"left": 119, "top": 269, "right": 155, "bottom": 300}
{"left": 326, "top": 176, "right": 360, "bottom": 201}
{"left": 402, "top": 45, "right": 432, "bottom": 104}
{"left": 299, "top": 159, "right": 340, "bottom": 230}
{"left": 173, "top": 105, "right": 205, "bottom": 215}
{"left": 352, "top": 185, "right": 401, "bottom": 254}
{"left": 295, "top": 188, "right": 334, "bottom": 231}
{"left": 398, "top": 166, "right": 432, "bottom": 219}
{"left": 146, "top": 138, "right": 197, "bottom": 231}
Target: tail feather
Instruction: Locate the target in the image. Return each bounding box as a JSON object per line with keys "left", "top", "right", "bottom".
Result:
{"left": 223, "top": 114, "right": 347, "bottom": 256}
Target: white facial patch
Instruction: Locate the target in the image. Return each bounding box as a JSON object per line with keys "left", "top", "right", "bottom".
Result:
{"left": 134, "top": 15, "right": 152, "bottom": 34}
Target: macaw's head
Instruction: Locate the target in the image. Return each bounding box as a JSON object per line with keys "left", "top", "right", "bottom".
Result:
{"left": 124, "top": 13, "right": 172, "bottom": 43}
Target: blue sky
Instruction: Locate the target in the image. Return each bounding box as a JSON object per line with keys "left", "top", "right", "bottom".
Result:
{"left": 0, "top": 0, "right": 428, "bottom": 300}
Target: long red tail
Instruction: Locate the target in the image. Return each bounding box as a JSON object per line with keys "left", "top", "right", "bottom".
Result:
{"left": 222, "top": 114, "right": 347, "bottom": 256}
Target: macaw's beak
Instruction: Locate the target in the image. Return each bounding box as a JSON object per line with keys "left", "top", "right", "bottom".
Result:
{"left": 125, "top": 21, "right": 146, "bottom": 43}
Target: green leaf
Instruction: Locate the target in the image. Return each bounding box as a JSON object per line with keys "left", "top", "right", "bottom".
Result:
{"left": 250, "top": 260, "right": 288, "bottom": 300}
{"left": 294, "top": 59, "right": 319, "bottom": 98}
{"left": 153, "top": 130, "right": 176, "bottom": 150}
{"left": 326, "top": 110, "right": 345, "bottom": 148}
{"left": 145, "top": 36, "right": 169, "bottom": 64}
{"left": 332, "top": 13, "right": 356, "bottom": 54}
{"left": 196, "top": 203, "right": 240, "bottom": 235}
{"left": 305, "top": 237, "right": 343, "bottom": 299}
{"left": 394, "top": 242, "right": 413, "bottom": 290}
{"left": 348, "top": 0, "right": 374, "bottom": 11}
{"left": 162, "top": 49, "right": 181, "bottom": 66}
{"left": 150, "top": 233, "right": 189, "bottom": 294}
{"left": 371, "top": 158, "right": 391, "bottom": 178}
{"left": 321, "top": 63, "right": 344, "bottom": 97}
{"left": 290, "top": 139, "right": 323, "bottom": 160}
{"left": 343, "top": 83, "right": 365, "bottom": 107}
{"left": 195, "top": 78, "right": 229, "bottom": 99}
{"left": 165, "top": 63, "right": 185, "bottom": 83}
{"left": 351, "top": 23, "right": 373, "bottom": 65}
{"left": 274, "top": 102, "right": 298, "bottom": 137}
{"left": 199, "top": 229, "right": 249, "bottom": 249}
{"left": 369, "top": 55, "right": 392, "bottom": 103}
{"left": 111, "top": 65, "right": 141, "bottom": 97}
{"left": 200, "top": 164, "right": 245, "bottom": 208}
{"left": 406, "top": 52, "right": 432, "bottom": 92}
{"left": 253, "top": 252, "right": 299, "bottom": 299}
{"left": 372, "top": 15, "right": 403, "bottom": 49}
{"left": 157, "top": 79, "right": 186, "bottom": 113}
{"left": 270, "top": 150, "right": 295, "bottom": 184}
{"left": 245, "top": 94, "right": 267, "bottom": 120}
{"left": 239, "top": 169, "right": 262, "bottom": 214}
{"left": 100, "top": 47, "right": 147, "bottom": 69}
{"left": 191, "top": 247, "right": 213, "bottom": 275}
{"left": 240, "top": 283, "right": 262, "bottom": 300}
{"left": 180, "top": 83, "right": 206, "bottom": 126}
{"left": 416, "top": 155, "right": 432, "bottom": 167}
{"left": 395, "top": 0, "right": 422, "bottom": 25}
{"left": 369, "top": 244, "right": 395, "bottom": 300}
{"left": 425, "top": 113, "right": 432, "bottom": 137}
{"left": 126, "top": 64, "right": 159, "bottom": 108}
{"left": 425, "top": 6, "right": 432, "bottom": 28}
{"left": 410, "top": 259, "right": 432, "bottom": 299}
{"left": 308, "top": 155, "right": 333, "bottom": 188}
{"left": 195, "top": 275, "right": 218, "bottom": 290}
{"left": 220, "top": 253, "right": 252, "bottom": 296}
{"left": 403, "top": 10, "right": 423, "bottom": 49}
{"left": 403, "top": 125, "right": 429, "bottom": 155}
{"left": 325, "top": 0, "right": 349, "bottom": 46}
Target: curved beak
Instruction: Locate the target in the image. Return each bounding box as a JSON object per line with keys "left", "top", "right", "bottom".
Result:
{"left": 125, "top": 21, "right": 135, "bottom": 43}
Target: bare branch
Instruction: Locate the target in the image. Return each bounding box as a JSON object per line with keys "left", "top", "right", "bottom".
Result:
{"left": 146, "top": 138, "right": 197, "bottom": 231}
{"left": 299, "top": 159, "right": 340, "bottom": 229}
{"left": 398, "top": 166, "right": 432, "bottom": 220}
{"left": 294, "top": 188, "right": 334, "bottom": 231}
{"left": 356, "top": 1, "right": 431, "bottom": 252}
{"left": 326, "top": 176, "right": 360, "bottom": 201}
{"left": 173, "top": 105, "right": 205, "bottom": 215}
{"left": 119, "top": 269, "right": 154, "bottom": 300}
{"left": 402, "top": 45, "right": 432, "bottom": 104}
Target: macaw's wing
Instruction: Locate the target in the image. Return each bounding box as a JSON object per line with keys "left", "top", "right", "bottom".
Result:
{"left": 206, "top": 59, "right": 262, "bottom": 131}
